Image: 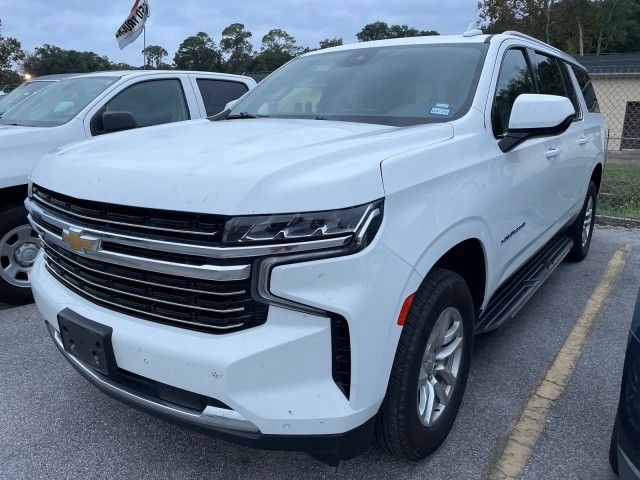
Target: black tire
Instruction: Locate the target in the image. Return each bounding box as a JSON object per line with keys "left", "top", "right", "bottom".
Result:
{"left": 0, "top": 201, "right": 35, "bottom": 305}
{"left": 610, "top": 422, "right": 619, "bottom": 476}
{"left": 566, "top": 181, "right": 597, "bottom": 262}
{"left": 375, "top": 268, "right": 475, "bottom": 460}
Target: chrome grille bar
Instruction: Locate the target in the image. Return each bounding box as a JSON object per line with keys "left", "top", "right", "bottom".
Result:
{"left": 43, "top": 246, "right": 247, "bottom": 297}
{"left": 32, "top": 188, "right": 220, "bottom": 237}
{"left": 45, "top": 252, "right": 246, "bottom": 315}
{"left": 29, "top": 213, "right": 251, "bottom": 282}
{"left": 45, "top": 264, "right": 247, "bottom": 331}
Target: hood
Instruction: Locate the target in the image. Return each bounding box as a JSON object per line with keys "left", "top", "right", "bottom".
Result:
{"left": 31, "top": 118, "right": 453, "bottom": 215}
{"left": 0, "top": 121, "right": 84, "bottom": 190}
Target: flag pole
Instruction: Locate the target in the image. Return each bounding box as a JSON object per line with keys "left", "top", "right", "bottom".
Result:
{"left": 143, "top": 25, "right": 146, "bottom": 69}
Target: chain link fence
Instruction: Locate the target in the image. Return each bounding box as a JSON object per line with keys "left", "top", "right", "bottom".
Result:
{"left": 590, "top": 70, "right": 640, "bottom": 156}
{"left": 589, "top": 66, "right": 640, "bottom": 220}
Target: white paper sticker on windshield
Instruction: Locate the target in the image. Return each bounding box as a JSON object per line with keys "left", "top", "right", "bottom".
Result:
{"left": 430, "top": 104, "right": 451, "bottom": 116}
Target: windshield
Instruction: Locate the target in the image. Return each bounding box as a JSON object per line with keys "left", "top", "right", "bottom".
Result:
{"left": 228, "top": 43, "right": 488, "bottom": 126}
{"left": 0, "top": 81, "right": 55, "bottom": 116}
{"left": 0, "top": 76, "right": 120, "bottom": 127}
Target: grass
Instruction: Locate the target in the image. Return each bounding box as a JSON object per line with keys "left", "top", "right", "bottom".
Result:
{"left": 599, "top": 162, "right": 640, "bottom": 220}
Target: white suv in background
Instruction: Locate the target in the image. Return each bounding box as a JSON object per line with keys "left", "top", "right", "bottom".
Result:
{"left": 27, "top": 31, "right": 603, "bottom": 462}
{"left": 0, "top": 70, "right": 256, "bottom": 303}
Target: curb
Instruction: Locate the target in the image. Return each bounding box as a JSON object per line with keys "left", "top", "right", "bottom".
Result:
{"left": 596, "top": 215, "right": 640, "bottom": 229}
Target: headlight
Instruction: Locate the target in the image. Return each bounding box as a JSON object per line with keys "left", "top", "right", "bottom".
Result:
{"left": 222, "top": 200, "right": 383, "bottom": 249}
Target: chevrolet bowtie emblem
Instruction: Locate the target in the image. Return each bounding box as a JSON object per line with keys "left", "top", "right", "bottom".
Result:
{"left": 62, "top": 228, "right": 97, "bottom": 252}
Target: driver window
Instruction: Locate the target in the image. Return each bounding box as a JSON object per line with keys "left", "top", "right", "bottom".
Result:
{"left": 492, "top": 49, "right": 536, "bottom": 137}
{"left": 94, "top": 79, "right": 189, "bottom": 134}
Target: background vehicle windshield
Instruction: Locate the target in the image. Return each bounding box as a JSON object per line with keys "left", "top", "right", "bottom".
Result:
{"left": 230, "top": 43, "right": 488, "bottom": 126}
{"left": 0, "top": 76, "right": 119, "bottom": 127}
{"left": 0, "top": 81, "right": 55, "bottom": 116}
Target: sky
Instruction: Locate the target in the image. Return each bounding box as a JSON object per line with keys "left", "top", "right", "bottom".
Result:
{"left": 0, "top": 0, "right": 479, "bottom": 68}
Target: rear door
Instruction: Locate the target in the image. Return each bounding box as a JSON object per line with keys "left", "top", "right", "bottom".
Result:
{"left": 529, "top": 51, "right": 584, "bottom": 219}
{"left": 190, "top": 77, "right": 249, "bottom": 117}
{"left": 569, "top": 64, "right": 604, "bottom": 187}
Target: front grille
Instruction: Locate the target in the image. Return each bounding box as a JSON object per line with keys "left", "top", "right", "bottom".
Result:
{"left": 32, "top": 184, "right": 228, "bottom": 245}
{"left": 43, "top": 242, "right": 267, "bottom": 333}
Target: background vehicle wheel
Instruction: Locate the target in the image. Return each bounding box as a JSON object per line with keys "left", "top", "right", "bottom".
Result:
{"left": 566, "top": 181, "right": 597, "bottom": 262}
{"left": 0, "top": 201, "right": 37, "bottom": 305}
{"left": 375, "top": 268, "right": 475, "bottom": 460}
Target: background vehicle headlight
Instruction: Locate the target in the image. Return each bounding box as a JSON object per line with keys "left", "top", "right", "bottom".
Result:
{"left": 222, "top": 200, "right": 383, "bottom": 247}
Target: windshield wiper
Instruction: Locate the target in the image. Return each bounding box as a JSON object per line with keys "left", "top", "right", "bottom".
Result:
{"left": 209, "top": 110, "right": 269, "bottom": 121}
{"left": 225, "top": 112, "right": 269, "bottom": 119}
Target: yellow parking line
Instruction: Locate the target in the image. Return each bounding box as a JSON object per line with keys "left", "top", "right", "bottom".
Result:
{"left": 489, "top": 245, "right": 631, "bottom": 480}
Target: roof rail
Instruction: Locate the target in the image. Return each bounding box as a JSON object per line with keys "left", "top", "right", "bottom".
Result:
{"left": 501, "top": 30, "right": 566, "bottom": 56}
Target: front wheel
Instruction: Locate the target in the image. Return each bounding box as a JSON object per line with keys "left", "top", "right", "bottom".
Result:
{"left": 0, "top": 201, "right": 38, "bottom": 305}
{"left": 376, "top": 268, "right": 475, "bottom": 460}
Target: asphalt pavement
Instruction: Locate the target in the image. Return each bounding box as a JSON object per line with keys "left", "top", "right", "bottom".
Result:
{"left": 1, "top": 226, "right": 639, "bottom": 480}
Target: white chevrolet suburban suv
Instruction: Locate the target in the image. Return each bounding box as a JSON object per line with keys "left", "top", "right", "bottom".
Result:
{"left": 0, "top": 70, "right": 256, "bottom": 304}
{"left": 26, "top": 31, "right": 603, "bottom": 462}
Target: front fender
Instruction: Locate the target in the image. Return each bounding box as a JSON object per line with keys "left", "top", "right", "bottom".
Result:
{"left": 381, "top": 217, "right": 494, "bottom": 308}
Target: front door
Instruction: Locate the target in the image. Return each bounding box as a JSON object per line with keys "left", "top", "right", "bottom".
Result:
{"left": 488, "top": 47, "right": 559, "bottom": 282}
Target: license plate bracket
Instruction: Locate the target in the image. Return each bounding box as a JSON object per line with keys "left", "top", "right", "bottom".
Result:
{"left": 57, "top": 308, "right": 117, "bottom": 376}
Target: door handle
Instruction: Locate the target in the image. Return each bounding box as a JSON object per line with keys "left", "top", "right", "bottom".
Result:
{"left": 545, "top": 148, "right": 560, "bottom": 159}
{"left": 577, "top": 137, "right": 589, "bottom": 145}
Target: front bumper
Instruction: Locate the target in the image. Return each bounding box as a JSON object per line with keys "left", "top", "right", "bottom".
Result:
{"left": 32, "top": 238, "right": 421, "bottom": 455}
{"left": 45, "top": 320, "right": 374, "bottom": 459}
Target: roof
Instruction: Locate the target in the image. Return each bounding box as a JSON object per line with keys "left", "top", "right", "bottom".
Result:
{"left": 305, "top": 34, "right": 492, "bottom": 56}
{"left": 574, "top": 53, "right": 640, "bottom": 75}
{"left": 303, "top": 31, "right": 578, "bottom": 66}
{"left": 32, "top": 73, "right": 79, "bottom": 81}
{"left": 78, "top": 70, "right": 253, "bottom": 81}
{"left": 27, "top": 70, "right": 254, "bottom": 82}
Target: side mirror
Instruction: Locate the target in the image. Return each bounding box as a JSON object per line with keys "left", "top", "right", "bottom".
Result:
{"left": 224, "top": 99, "right": 238, "bottom": 111}
{"left": 102, "top": 110, "right": 137, "bottom": 133}
{"left": 499, "top": 94, "right": 575, "bottom": 152}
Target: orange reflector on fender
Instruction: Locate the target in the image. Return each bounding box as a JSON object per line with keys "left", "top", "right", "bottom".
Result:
{"left": 397, "top": 293, "right": 416, "bottom": 326}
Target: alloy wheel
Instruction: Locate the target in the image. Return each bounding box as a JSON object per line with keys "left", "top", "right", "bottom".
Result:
{"left": 417, "top": 306, "right": 464, "bottom": 427}
{"left": 582, "top": 196, "right": 594, "bottom": 248}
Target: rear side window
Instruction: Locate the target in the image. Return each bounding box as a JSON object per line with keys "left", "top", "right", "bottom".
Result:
{"left": 531, "top": 52, "right": 567, "bottom": 97}
{"left": 196, "top": 79, "right": 248, "bottom": 116}
{"left": 492, "top": 49, "right": 536, "bottom": 136}
{"left": 571, "top": 66, "right": 600, "bottom": 113}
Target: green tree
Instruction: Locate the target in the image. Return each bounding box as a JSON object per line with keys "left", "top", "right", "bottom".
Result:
{"left": 356, "top": 21, "right": 391, "bottom": 41}
{"left": 142, "top": 45, "right": 168, "bottom": 69}
{"left": 111, "top": 62, "right": 137, "bottom": 70}
{"left": 319, "top": 37, "right": 343, "bottom": 49}
{"left": 0, "top": 19, "right": 24, "bottom": 71}
{"left": 478, "top": 0, "right": 640, "bottom": 55}
{"left": 173, "top": 32, "right": 223, "bottom": 71}
{"left": 356, "top": 21, "right": 439, "bottom": 42}
{"left": 22, "top": 44, "right": 111, "bottom": 76}
{"left": 249, "top": 29, "right": 300, "bottom": 71}
{"left": 220, "top": 23, "right": 253, "bottom": 73}
{"left": 261, "top": 29, "right": 299, "bottom": 55}
{"left": 389, "top": 24, "right": 439, "bottom": 37}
